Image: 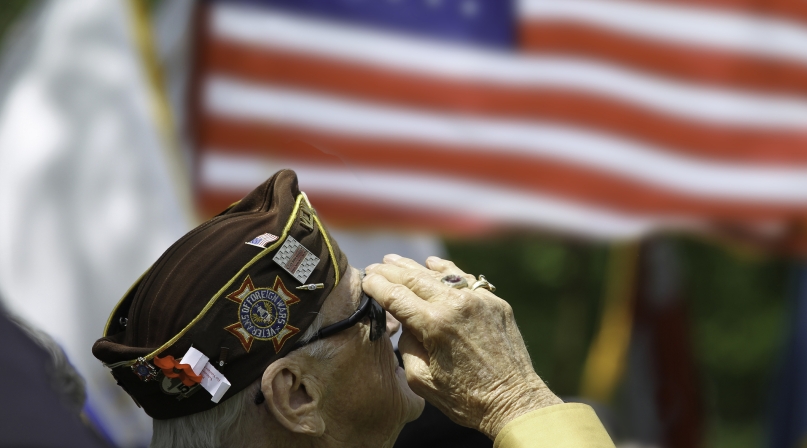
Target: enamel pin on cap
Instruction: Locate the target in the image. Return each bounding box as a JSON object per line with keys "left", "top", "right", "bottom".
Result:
{"left": 246, "top": 233, "right": 279, "bottom": 248}
{"left": 272, "top": 236, "right": 320, "bottom": 283}
{"left": 132, "top": 357, "right": 158, "bottom": 382}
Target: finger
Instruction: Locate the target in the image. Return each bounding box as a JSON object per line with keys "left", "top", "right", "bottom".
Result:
{"left": 383, "top": 254, "right": 432, "bottom": 272}
{"left": 368, "top": 263, "right": 450, "bottom": 303}
{"left": 373, "top": 257, "right": 460, "bottom": 284}
{"left": 383, "top": 255, "right": 468, "bottom": 288}
{"left": 362, "top": 273, "right": 432, "bottom": 339}
{"left": 425, "top": 257, "right": 474, "bottom": 282}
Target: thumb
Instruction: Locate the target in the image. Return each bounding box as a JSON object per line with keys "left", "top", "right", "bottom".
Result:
{"left": 398, "top": 329, "right": 432, "bottom": 395}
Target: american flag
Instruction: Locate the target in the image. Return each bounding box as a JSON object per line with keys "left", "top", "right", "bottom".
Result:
{"left": 246, "top": 232, "right": 279, "bottom": 247}
{"left": 190, "top": 0, "right": 807, "bottom": 241}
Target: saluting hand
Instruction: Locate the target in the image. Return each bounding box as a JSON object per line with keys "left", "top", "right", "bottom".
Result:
{"left": 363, "top": 255, "right": 563, "bottom": 440}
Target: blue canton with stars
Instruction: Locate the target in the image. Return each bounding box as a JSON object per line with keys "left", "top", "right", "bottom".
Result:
{"left": 216, "top": 0, "right": 516, "bottom": 49}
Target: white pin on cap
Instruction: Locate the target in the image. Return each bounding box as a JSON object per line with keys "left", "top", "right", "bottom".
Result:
{"left": 200, "top": 363, "right": 231, "bottom": 403}
{"left": 179, "top": 347, "right": 232, "bottom": 403}
{"left": 180, "top": 346, "right": 208, "bottom": 375}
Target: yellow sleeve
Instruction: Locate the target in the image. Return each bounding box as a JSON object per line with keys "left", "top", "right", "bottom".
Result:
{"left": 493, "top": 403, "right": 615, "bottom": 448}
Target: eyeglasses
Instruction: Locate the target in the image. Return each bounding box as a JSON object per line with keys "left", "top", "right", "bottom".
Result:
{"left": 290, "top": 291, "right": 387, "bottom": 350}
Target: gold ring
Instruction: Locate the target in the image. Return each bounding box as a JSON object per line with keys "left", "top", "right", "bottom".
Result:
{"left": 470, "top": 275, "right": 496, "bottom": 292}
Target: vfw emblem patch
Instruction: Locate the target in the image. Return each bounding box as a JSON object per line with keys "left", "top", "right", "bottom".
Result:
{"left": 224, "top": 276, "right": 300, "bottom": 352}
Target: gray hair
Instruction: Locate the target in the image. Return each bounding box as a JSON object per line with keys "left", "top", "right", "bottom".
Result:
{"left": 151, "top": 313, "right": 338, "bottom": 448}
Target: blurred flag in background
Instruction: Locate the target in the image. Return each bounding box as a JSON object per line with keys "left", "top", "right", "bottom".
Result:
{"left": 0, "top": 0, "right": 191, "bottom": 445}
{"left": 192, "top": 0, "right": 807, "bottom": 243}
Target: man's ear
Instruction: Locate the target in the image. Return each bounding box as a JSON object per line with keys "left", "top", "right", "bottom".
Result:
{"left": 260, "top": 357, "right": 325, "bottom": 436}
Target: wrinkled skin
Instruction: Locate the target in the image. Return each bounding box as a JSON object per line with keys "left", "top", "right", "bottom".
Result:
{"left": 302, "top": 266, "right": 424, "bottom": 447}
{"left": 363, "top": 255, "right": 563, "bottom": 440}
{"left": 255, "top": 266, "right": 424, "bottom": 448}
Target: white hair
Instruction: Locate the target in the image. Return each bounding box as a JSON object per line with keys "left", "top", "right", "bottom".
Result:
{"left": 296, "top": 312, "right": 340, "bottom": 361}
{"left": 150, "top": 313, "right": 338, "bottom": 448}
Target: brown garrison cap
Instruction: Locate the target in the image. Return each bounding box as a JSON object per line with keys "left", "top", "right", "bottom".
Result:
{"left": 92, "top": 170, "right": 348, "bottom": 419}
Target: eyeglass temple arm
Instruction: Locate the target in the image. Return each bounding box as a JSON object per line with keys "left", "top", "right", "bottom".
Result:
{"left": 290, "top": 294, "right": 371, "bottom": 350}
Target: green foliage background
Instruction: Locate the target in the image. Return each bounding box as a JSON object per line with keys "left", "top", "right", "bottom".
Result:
{"left": 446, "top": 235, "right": 790, "bottom": 448}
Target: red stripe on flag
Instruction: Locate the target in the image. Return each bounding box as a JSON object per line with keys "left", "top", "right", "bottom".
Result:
{"left": 198, "top": 118, "right": 807, "bottom": 221}
{"left": 201, "top": 39, "right": 807, "bottom": 165}
{"left": 642, "top": 0, "right": 807, "bottom": 25}
{"left": 518, "top": 21, "right": 807, "bottom": 96}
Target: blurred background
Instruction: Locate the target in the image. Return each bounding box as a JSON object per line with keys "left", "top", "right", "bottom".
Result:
{"left": 0, "top": 0, "right": 806, "bottom": 447}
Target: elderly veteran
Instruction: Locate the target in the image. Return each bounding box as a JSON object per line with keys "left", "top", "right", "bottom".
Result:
{"left": 93, "top": 170, "right": 613, "bottom": 448}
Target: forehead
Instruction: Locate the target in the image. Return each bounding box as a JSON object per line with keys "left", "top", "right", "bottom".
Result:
{"left": 319, "top": 265, "right": 362, "bottom": 324}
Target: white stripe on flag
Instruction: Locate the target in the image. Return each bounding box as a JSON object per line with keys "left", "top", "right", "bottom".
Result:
{"left": 211, "top": 3, "right": 807, "bottom": 129}
{"left": 200, "top": 151, "right": 685, "bottom": 239}
{"left": 205, "top": 77, "right": 807, "bottom": 204}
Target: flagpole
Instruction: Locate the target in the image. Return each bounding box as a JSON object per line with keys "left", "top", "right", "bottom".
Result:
{"left": 579, "top": 242, "right": 640, "bottom": 402}
{"left": 127, "top": 0, "right": 198, "bottom": 226}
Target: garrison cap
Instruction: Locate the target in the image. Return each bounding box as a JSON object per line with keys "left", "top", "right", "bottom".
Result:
{"left": 92, "top": 170, "right": 348, "bottom": 419}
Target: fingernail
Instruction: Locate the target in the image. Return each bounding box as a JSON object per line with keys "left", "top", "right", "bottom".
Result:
{"left": 384, "top": 254, "right": 401, "bottom": 261}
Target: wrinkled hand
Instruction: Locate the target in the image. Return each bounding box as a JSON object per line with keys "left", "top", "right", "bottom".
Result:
{"left": 363, "top": 255, "right": 563, "bottom": 439}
